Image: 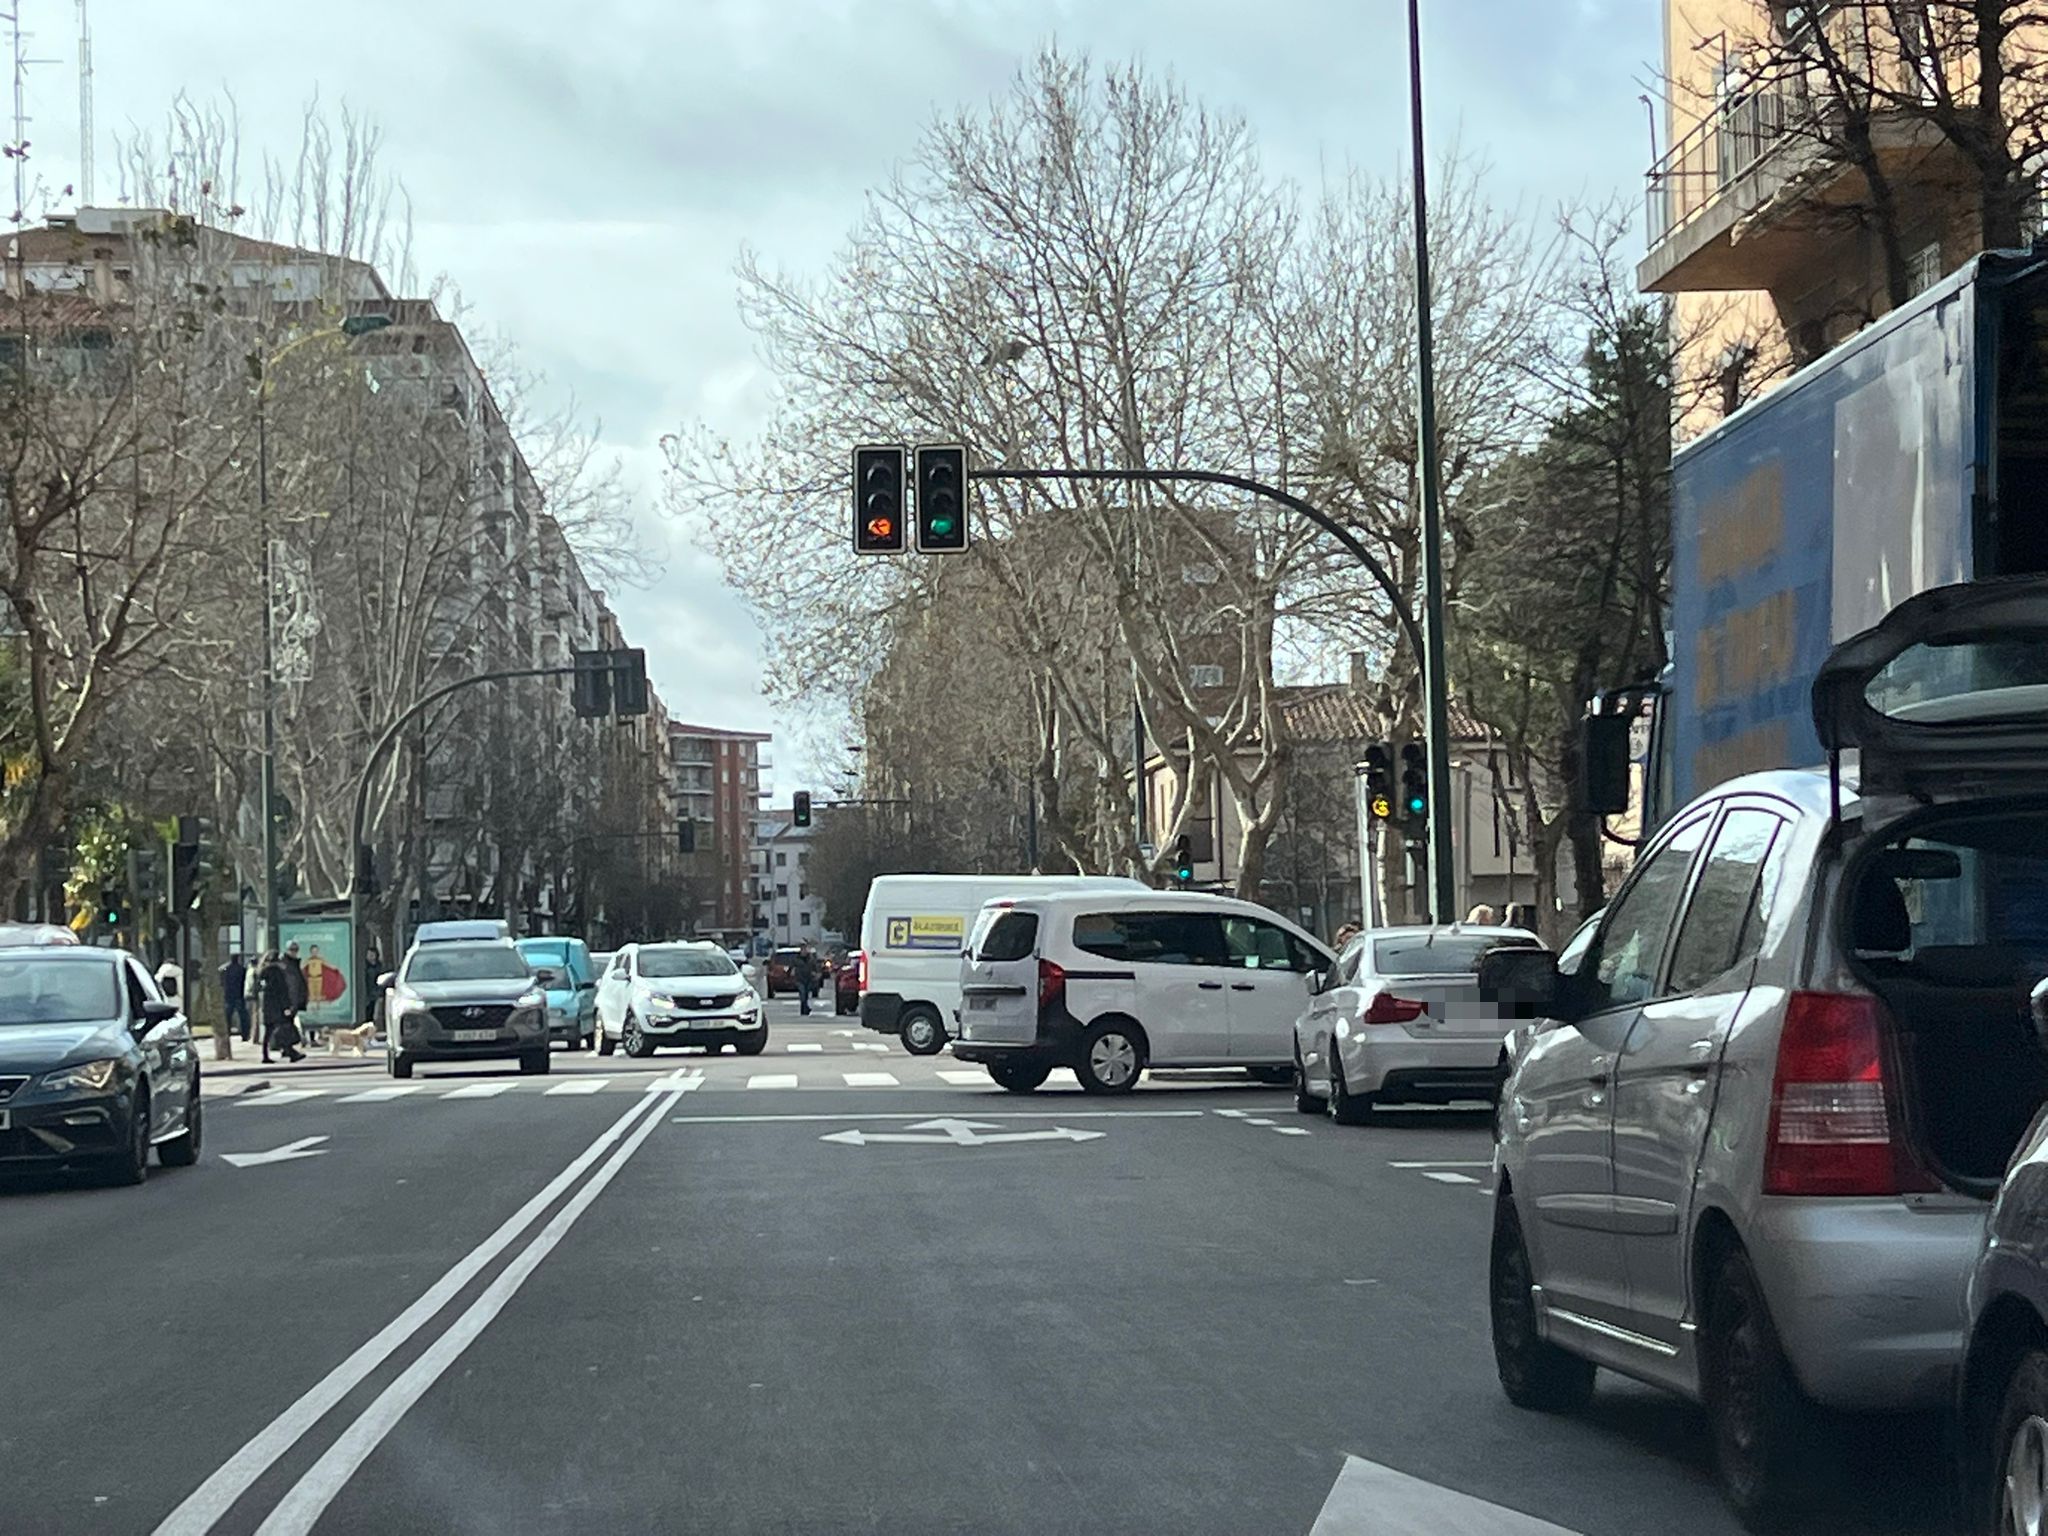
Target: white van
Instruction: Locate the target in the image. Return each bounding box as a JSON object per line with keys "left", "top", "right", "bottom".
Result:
{"left": 858, "top": 874, "right": 1143, "bottom": 1054}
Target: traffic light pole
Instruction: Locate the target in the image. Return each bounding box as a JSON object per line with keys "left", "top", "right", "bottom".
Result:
{"left": 346, "top": 665, "right": 574, "bottom": 1022}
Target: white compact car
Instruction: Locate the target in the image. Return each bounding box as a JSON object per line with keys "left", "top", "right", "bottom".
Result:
{"left": 595, "top": 942, "right": 767, "bottom": 1058}
{"left": 953, "top": 890, "right": 1333, "bottom": 1092}
{"left": 1291, "top": 924, "right": 1539, "bottom": 1122}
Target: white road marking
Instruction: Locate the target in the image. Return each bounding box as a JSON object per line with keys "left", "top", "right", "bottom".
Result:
{"left": 1212, "top": 1108, "right": 1248, "bottom": 1118}
{"left": 1274, "top": 1126, "right": 1312, "bottom": 1136}
{"left": 1309, "top": 1455, "right": 1582, "bottom": 1535}
{"left": 784, "top": 1042, "right": 823, "bottom": 1053}
{"left": 1390, "top": 1160, "right": 1492, "bottom": 1168}
{"left": 843, "top": 1071, "right": 898, "bottom": 1087}
{"left": 672, "top": 1109, "right": 1208, "bottom": 1124}
{"left": 544, "top": 1079, "right": 608, "bottom": 1095}
{"left": 220, "top": 1136, "right": 330, "bottom": 1168}
{"left": 240, "top": 1089, "right": 323, "bottom": 1107}
{"left": 747, "top": 1074, "right": 799, "bottom": 1090}
{"left": 1246, "top": 1117, "right": 1276, "bottom": 1126}
{"left": 336, "top": 1086, "right": 420, "bottom": 1103}
{"left": 152, "top": 1088, "right": 676, "bottom": 1536}
{"left": 440, "top": 1082, "right": 514, "bottom": 1099}
{"left": 1423, "top": 1170, "right": 1481, "bottom": 1185}
{"left": 249, "top": 1079, "right": 686, "bottom": 1536}
{"left": 937, "top": 1069, "right": 987, "bottom": 1085}
{"left": 851, "top": 1040, "right": 891, "bottom": 1053}
{"left": 821, "top": 1119, "right": 1104, "bottom": 1147}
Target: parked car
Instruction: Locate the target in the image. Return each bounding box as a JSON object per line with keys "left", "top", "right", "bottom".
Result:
{"left": 0, "top": 939, "right": 201, "bottom": 1183}
{"left": 763, "top": 947, "right": 808, "bottom": 998}
{"left": 596, "top": 941, "right": 767, "bottom": 1057}
{"left": 835, "top": 955, "right": 860, "bottom": 1016}
{"left": 1958, "top": 976, "right": 2048, "bottom": 1535}
{"left": 862, "top": 873, "right": 1144, "bottom": 1055}
{"left": 514, "top": 935, "right": 599, "bottom": 1050}
{"left": 1486, "top": 576, "right": 2048, "bottom": 1529}
{"left": 954, "top": 890, "right": 1333, "bottom": 1093}
{"left": 1292, "top": 923, "right": 1539, "bottom": 1122}
{"left": 382, "top": 935, "right": 551, "bottom": 1078}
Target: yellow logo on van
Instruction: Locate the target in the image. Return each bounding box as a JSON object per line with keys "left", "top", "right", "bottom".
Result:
{"left": 885, "top": 915, "right": 965, "bottom": 952}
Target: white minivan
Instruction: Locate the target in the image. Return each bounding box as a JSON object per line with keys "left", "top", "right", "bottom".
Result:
{"left": 857, "top": 873, "right": 1143, "bottom": 1054}
{"left": 953, "top": 889, "right": 1334, "bottom": 1091}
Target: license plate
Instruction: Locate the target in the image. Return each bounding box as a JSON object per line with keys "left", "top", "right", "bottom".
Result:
{"left": 967, "top": 995, "right": 996, "bottom": 1010}
{"left": 449, "top": 1028, "right": 497, "bottom": 1043}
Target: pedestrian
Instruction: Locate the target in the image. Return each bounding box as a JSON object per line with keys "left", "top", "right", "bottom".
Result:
{"left": 1504, "top": 902, "right": 1538, "bottom": 933}
{"left": 244, "top": 957, "right": 261, "bottom": 1037}
{"left": 258, "top": 950, "right": 304, "bottom": 1064}
{"left": 1333, "top": 923, "right": 1361, "bottom": 951}
{"left": 1465, "top": 903, "right": 1498, "bottom": 925}
{"left": 282, "top": 939, "right": 311, "bottom": 1047}
{"left": 797, "top": 940, "right": 817, "bottom": 1016}
{"left": 219, "top": 952, "right": 250, "bottom": 1041}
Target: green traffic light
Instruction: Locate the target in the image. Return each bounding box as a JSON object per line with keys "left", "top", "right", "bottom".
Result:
{"left": 930, "top": 517, "right": 956, "bottom": 535}
{"left": 1406, "top": 796, "right": 1426, "bottom": 815}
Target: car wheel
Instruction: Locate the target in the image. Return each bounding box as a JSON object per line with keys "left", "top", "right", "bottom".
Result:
{"left": 1326, "top": 1054, "right": 1373, "bottom": 1126}
{"left": 1292, "top": 1046, "right": 1324, "bottom": 1115}
{"left": 519, "top": 1050, "right": 551, "bottom": 1075}
{"left": 597, "top": 1026, "right": 616, "bottom": 1057}
{"left": 1490, "top": 1192, "right": 1595, "bottom": 1412}
{"left": 1076, "top": 1022, "right": 1142, "bottom": 1094}
{"left": 108, "top": 1088, "right": 151, "bottom": 1186}
{"left": 1986, "top": 1349, "right": 2048, "bottom": 1536}
{"left": 157, "top": 1075, "right": 203, "bottom": 1167}
{"left": 899, "top": 1007, "right": 946, "bottom": 1056}
{"left": 390, "top": 1052, "right": 414, "bottom": 1079}
{"left": 989, "top": 1060, "right": 1051, "bottom": 1093}
{"left": 623, "top": 1016, "right": 655, "bottom": 1058}
{"left": 1703, "top": 1244, "right": 1809, "bottom": 1530}
{"left": 736, "top": 1028, "right": 768, "bottom": 1057}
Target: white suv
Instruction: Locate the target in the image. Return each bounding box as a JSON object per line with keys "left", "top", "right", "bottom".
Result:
{"left": 953, "top": 890, "right": 1333, "bottom": 1093}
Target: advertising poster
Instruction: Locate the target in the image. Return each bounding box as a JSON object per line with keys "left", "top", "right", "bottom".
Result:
{"left": 281, "top": 918, "right": 355, "bottom": 1027}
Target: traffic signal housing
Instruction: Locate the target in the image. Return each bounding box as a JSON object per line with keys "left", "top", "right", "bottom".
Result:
{"left": 914, "top": 444, "right": 969, "bottom": 554}
{"left": 1172, "top": 834, "right": 1193, "bottom": 885}
{"left": 572, "top": 650, "right": 613, "bottom": 718}
{"left": 852, "top": 445, "right": 909, "bottom": 554}
{"left": 612, "top": 648, "right": 649, "bottom": 717}
{"left": 1398, "top": 742, "right": 1428, "bottom": 836}
{"left": 100, "top": 887, "right": 123, "bottom": 929}
{"left": 792, "top": 791, "right": 812, "bottom": 829}
{"left": 1361, "top": 744, "right": 1393, "bottom": 821}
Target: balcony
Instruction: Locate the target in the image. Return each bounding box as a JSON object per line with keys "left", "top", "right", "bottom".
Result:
{"left": 1641, "top": 83, "right": 1959, "bottom": 295}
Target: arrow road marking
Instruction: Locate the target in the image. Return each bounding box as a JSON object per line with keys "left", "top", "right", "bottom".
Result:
{"left": 1309, "top": 1455, "right": 1582, "bottom": 1535}
{"left": 221, "top": 1136, "right": 330, "bottom": 1168}
{"left": 818, "top": 1116, "right": 1106, "bottom": 1148}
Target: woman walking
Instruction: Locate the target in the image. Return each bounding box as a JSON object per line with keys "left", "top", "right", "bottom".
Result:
{"left": 258, "top": 950, "right": 305, "bottom": 1064}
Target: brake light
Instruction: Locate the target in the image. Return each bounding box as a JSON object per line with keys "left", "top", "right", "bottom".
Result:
{"left": 1763, "top": 990, "right": 1935, "bottom": 1197}
{"left": 1039, "top": 958, "right": 1066, "bottom": 1009}
{"left": 1362, "top": 993, "right": 1426, "bottom": 1025}
{"left": 855, "top": 951, "right": 868, "bottom": 994}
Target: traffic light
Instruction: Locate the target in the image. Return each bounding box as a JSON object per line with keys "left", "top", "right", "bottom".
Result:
{"left": 792, "top": 791, "right": 812, "bottom": 829}
{"left": 1399, "top": 742, "right": 1428, "bottom": 834}
{"left": 126, "top": 847, "right": 162, "bottom": 909}
{"left": 1172, "top": 834, "right": 1193, "bottom": 885}
{"left": 677, "top": 819, "right": 697, "bottom": 855}
{"left": 171, "top": 815, "right": 211, "bottom": 913}
{"left": 612, "top": 648, "right": 649, "bottom": 717}
{"left": 1361, "top": 744, "right": 1393, "bottom": 821}
{"left": 100, "top": 887, "right": 123, "bottom": 929}
{"left": 852, "top": 445, "right": 908, "bottom": 555}
{"left": 356, "top": 841, "right": 382, "bottom": 899}
{"left": 572, "top": 650, "right": 612, "bottom": 718}
{"left": 914, "top": 444, "right": 969, "bottom": 554}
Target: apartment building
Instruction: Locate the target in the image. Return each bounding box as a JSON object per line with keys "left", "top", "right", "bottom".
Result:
{"left": 752, "top": 814, "right": 830, "bottom": 947}
{"left": 672, "top": 724, "right": 770, "bottom": 932}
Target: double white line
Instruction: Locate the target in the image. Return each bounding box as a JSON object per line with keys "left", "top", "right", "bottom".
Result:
{"left": 155, "top": 1070, "right": 701, "bottom": 1536}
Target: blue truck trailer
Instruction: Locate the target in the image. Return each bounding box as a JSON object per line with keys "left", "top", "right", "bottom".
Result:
{"left": 1635, "top": 247, "right": 2048, "bottom": 829}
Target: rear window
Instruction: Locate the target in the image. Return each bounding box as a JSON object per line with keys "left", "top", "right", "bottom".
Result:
{"left": 974, "top": 910, "right": 1039, "bottom": 962}
{"left": 1373, "top": 933, "right": 1534, "bottom": 976}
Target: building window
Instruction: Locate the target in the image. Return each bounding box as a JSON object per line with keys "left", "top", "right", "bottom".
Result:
{"left": 776, "top": 852, "right": 788, "bottom": 867}
{"left": 799, "top": 912, "right": 810, "bottom": 927}
{"left": 798, "top": 884, "right": 808, "bottom": 900}
{"left": 1907, "top": 239, "right": 1942, "bottom": 297}
{"left": 1188, "top": 663, "right": 1224, "bottom": 689}
{"left": 776, "top": 883, "right": 788, "bottom": 897}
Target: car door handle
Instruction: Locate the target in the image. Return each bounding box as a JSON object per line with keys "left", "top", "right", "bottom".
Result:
{"left": 1197, "top": 982, "right": 1224, "bottom": 991}
{"left": 1230, "top": 983, "right": 1256, "bottom": 992}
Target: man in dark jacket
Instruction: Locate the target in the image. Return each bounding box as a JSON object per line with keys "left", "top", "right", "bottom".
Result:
{"left": 219, "top": 953, "right": 250, "bottom": 1041}
{"left": 258, "top": 951, "right": 305, "bottom": 1063}
{"left": 282, "top": 940, "right": 311, "bottom": 1046}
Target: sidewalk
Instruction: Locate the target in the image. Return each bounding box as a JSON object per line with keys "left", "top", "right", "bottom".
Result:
{"left": 197, "top": 1035, "right": 386, "bottom": 1078}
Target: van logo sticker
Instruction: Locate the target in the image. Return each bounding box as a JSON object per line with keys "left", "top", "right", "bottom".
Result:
{"left": 886, "top": 915, "right": 965, "bottom": 952}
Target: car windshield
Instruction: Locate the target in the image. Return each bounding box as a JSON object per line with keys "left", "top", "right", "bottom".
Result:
{"left": 0, "top": 958, "right": 119, "bottom": 1025}
{"left": 1373, "top": 933, "right": 1533, "bottom": 976}
{"left": 403, "top": 947, "right": 532, "bottom": 983}
{"left": 638, "top": 947, "right": 736, "bottom": 978}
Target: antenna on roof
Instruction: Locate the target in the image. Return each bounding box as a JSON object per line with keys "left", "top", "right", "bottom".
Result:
{"left": 0, "top": 4, "right": 56, "bottom": 226}
{"left": 74, "top": 0, "right": 89, "bottom": 205}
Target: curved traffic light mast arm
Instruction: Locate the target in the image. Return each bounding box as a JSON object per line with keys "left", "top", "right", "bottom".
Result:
{"left": 966, "top": 467, "right": 1425, "bottom": 668}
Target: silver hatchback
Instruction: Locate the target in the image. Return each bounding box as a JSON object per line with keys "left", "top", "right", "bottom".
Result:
{"left": 1487, "top": 576, "right": 2048, "bottom": 1529}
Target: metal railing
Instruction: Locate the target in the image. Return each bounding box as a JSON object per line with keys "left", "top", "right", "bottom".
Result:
{"left": 1646, "top": 83, "right": 1804, "bottom": 249}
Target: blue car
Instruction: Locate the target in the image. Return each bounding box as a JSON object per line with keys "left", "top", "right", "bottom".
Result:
{"left": 514, "top": 936, "right": 598, "bottom": 1050}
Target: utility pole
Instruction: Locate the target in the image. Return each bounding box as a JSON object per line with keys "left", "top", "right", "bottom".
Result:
{"left": 1408, "top": 0, "right": 1457, "bottom": 924}
{"left": 257, "top": 390, "right": 281, "bottom": 955}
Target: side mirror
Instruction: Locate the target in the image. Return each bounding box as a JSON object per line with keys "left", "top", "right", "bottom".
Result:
{"left": 137, "top": 998, "right": 179, "bottom": 1030}
{"left": 1307, "top": 969, "right": 1329, "bottom": 996}
{"left": 2031, "top": 976, "right": 2048, "bottom": 1055}
{"left": 376, "top": 971, "right": 396, "bottom": 990}
{"left": 1478, "top": 946, "right": 1564, "bottom": 1019}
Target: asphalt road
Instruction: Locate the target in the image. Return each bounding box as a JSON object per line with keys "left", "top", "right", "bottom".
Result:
{"left": 0, "top": 998, "right": 1959, "bottom": 1535}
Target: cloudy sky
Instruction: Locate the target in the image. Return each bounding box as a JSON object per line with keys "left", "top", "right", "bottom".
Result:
{"left": 38, "top": 0, "right": 1660, "bottom": 801}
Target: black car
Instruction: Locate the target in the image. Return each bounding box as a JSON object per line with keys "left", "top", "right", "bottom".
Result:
{"left": 381, "top": 937, "right": 552, "bottom": 1077}
{"left": 0, "top": 942, "right": 202, "bottom": 1183}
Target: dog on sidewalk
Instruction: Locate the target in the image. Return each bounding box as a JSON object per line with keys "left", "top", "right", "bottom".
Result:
{"left": 327, "top": 1021, "right": 379, "bottom": 1056}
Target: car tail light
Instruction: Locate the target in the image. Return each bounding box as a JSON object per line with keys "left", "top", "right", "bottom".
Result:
{"left": 1362, "top": 992, "right": 1426, "bottom": 1025}
{"left": 1764, "top": 990, "right": 1936, "bottom": 1197}
{"left": 855, "top": 951, "right": 868, "bottom": 994}
{"left": 1039, "top": 958, "right": 1066, "bottom": 1009}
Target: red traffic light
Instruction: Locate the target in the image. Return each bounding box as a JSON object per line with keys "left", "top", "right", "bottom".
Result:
{"left": 852, "top": 446, "right": 908, "bottom": 554}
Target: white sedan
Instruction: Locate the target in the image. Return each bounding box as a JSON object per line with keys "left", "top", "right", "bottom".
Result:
{"left": 595, "top": 941, "right": 767, "bottom": 1058}
{"left": 1291, "top": 925, "right": 1538, "bottom": 1123}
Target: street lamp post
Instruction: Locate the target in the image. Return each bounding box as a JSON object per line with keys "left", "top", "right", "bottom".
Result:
{"left": 252, "top": 313, "right": 391, "bottom": 956}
